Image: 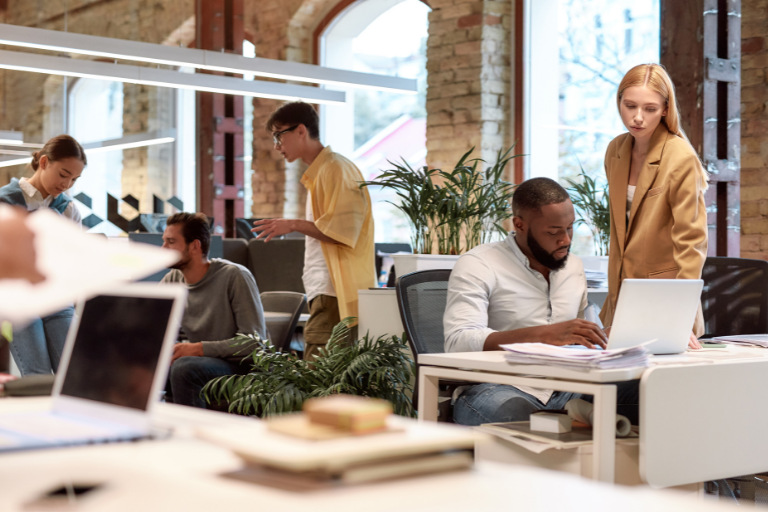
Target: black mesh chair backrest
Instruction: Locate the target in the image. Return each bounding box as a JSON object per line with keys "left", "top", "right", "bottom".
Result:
{"left": 701, "top": 257, "right": 768, "bottom": 337}
{"left": 396, "top": 269, "right": 452, "bottom": 357}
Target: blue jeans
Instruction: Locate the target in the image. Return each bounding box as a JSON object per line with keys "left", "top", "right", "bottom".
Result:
{"left": 166, "top": 356, "right": 250, "bottom": 409}
{"left": 453, "top": 380, "right": 640, "bottom": 426}
{"left": 9, "top": 306, "right": 74, "bottom": 376}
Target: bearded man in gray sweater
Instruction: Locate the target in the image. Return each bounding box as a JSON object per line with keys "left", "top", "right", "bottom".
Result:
{"left": 161, "top": 212, "right": 266, "bottom": 408}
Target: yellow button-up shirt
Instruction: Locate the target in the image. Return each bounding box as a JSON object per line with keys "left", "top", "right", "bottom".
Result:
{"left": 300, "top": 146, "right": 376, "bottom": 323}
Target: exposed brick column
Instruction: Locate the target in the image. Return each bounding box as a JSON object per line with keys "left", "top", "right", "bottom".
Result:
{"left": 246, "top": 0, "right": 291, "bottom": 219}
{"left": 426, "top": 0, "right": 512, "bottom": 172}
{"left": 740, "top": 0, "right": 768, "bottom": 258}
{"left": 121, "top": 83, "right": 150, "bottom": 217}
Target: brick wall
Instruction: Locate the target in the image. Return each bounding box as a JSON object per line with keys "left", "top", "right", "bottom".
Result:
{"left": 0, "top": 0, "right": 517, "bottom": 227}
{"left": 741, "top": 0, "right": 768, "bottom": 259}
{"left": 426, "top": 0, "right": 513, "bottom": 171}
{"left": 0, "top": 0, "right": 192, "bottom": 215}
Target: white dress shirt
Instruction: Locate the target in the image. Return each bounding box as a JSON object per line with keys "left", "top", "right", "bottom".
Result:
{"left": 443, "top": 232, "right": 588, "bottom": 403}
{"left": 302, "top": 192, "right": 336, "bottom": 302}
{"left": 18, "top": 177, "right": 82, "bottom": 225}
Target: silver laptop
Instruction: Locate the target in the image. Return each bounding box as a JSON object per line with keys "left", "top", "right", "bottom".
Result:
{"left": 0, "top": 283, "right": 187, "bottom": 452}
{"left": 606, "top": 279, "right": 703, "bottom": 355}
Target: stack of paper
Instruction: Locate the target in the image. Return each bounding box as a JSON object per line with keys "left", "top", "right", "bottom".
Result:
{"left": 585, "top": 269, "right": 608, "bottom": 289}
{"left": 0, "top": 208, "right": 179, "bottom": 325}
{"left": 501, "top": 343, "right": 650, "bottom": 370}
{"left": 711, "top": 334, "right": 768, "bottom": 348}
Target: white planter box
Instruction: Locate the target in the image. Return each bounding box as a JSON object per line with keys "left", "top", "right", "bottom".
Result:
{"left": 392, "top": 254, "right": 461, "bottom": 276}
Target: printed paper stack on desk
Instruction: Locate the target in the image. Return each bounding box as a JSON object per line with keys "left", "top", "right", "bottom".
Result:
{"left": 710, "top": 334, "right": 768, "bottom": 348}
{"left": 584, "top": 269, "right": 608, "bottom": 288}
{"left": 501, "top": 343, "right": 650, "bottom": 370}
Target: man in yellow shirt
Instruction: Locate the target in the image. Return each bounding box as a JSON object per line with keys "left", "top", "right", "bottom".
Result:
{"left": 252, "top": 102, "right": 376, "bottom": 360}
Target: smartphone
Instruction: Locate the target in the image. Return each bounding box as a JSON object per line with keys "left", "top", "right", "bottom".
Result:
{"left": 23, "top": 483, "right": 104, "bottom": 510}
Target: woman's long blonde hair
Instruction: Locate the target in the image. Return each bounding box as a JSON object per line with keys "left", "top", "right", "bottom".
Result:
{"left": 617, "top": 63, "right": 708, "bottom": 188}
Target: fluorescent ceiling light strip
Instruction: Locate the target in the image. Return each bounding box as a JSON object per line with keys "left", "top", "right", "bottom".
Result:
{"left": 0, "top": 131, "right": 177, "bottom": 167}
{"left": 84, "top": 137, "right": 175, "bottom": 154}
{"left": 0, "top": 23, "right": 417, "bottom": 93}
{"left": 0, "top": 130, "right": 23, "bottom": 145}
{"left": 0, "top": 157, "right": 30, "bottom": 168}
{"left": 0, "top": 49, "right": 346, "bottom": 104}
{"left": 0, "top": 142, "right": 44, "bottom": 149}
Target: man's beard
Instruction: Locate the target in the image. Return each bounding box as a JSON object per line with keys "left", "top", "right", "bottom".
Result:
{"left": 169, "top": 248, "right": 191, "bottom": 271}
{"left": 527, "top": 230, "right": 569, "bottom": 271}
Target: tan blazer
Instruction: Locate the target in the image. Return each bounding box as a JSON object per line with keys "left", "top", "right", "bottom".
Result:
{"left": 599, "top": 124, "right": 708, "bottom": 337}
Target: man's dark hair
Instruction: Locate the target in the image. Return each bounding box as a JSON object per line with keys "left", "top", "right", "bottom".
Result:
{"left": 512, "top": 177, "right": 571, "bottom": 216}
{"left": 166, "top": 212, "right": 211, "bottom": 256}
{"left": 266, "top": 101, "right": 320, "bottom": 140}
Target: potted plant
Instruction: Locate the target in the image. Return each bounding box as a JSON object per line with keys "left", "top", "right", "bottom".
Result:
{"left": 360, "top": 146, "right": 520, "bottom": 274}
{"left": 201, "top": 318, "right": 416, "bottom": 418}
{"left": 565, "top": 168, "right": 610, "bottom": 259}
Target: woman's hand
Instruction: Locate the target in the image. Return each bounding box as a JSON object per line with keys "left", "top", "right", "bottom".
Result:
{"left": 688, "top": 331, "right": 702, "bottom": 350}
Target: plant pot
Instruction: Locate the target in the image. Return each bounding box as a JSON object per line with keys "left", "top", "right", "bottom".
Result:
{"left": 392, "top": 254, "right": 461, "bottom": 277}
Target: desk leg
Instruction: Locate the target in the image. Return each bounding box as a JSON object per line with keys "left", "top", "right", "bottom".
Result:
{"left": 592, "top": 384, "right": 617, "bottom": 483}
{"left": 418, "top": 370, "right": 440, "bottom": 422}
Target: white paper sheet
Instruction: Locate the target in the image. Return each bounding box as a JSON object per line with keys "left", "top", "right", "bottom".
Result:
{"left": 0, "top": 207, "right": 179, "bottom": 325}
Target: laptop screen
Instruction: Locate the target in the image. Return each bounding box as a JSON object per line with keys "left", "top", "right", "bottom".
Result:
{"left": 59, "top": 295, "right": 175, "bottom": 410}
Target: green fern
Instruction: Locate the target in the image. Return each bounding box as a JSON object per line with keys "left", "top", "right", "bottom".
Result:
{"left": 201, "top": 318, "right": 416, "bottom": 418}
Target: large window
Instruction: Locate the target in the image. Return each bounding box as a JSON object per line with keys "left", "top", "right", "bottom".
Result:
{"left": 68, "top": 79, "right": 125, "bottom": 236}
{"left": 320, "top": 0, "right": 428, "bottom": 243}
{"left": 525, "top": 0, "right": 660, "bottom": 254}
{"left": 67, "top": 78, "right": 196, "bottom": 235}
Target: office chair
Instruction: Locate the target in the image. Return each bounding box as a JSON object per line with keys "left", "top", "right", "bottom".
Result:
{"left": 246, "top": 239, "right": 306, "bottom": 293}
{"left": 222, "top": 238, "right": 248, "bottom": 267}
{"left": 701, "top": 257, "right": 768, "bottom": 337}
{"left": 396, "top": 269, "right": 462, "bottom": 421}
{"left": 261, "top": 291, "right": 307, "bottom": 352}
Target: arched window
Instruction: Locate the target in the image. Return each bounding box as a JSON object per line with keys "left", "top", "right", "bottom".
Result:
{"left": 320, "top": 0, "right": 429, "bottom": 243}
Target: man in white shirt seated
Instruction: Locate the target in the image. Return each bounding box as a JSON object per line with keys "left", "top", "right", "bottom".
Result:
{"left": 444, "top": 177, "right": 638, "bottom": 426}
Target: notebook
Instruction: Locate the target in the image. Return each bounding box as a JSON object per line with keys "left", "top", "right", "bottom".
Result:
{"left": 0, "top": 283, "right": 187, "bottom": 452}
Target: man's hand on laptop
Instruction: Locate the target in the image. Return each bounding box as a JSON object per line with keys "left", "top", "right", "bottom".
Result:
{"left": 171, "top": 342, "right": 203, "bottom": 363}
{"left": 545, "top": 320, "right": 608, "bottom": 349}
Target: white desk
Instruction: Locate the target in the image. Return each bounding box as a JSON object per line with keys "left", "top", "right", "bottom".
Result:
{"left": 417, "top": 351, "right": 645, "bottom": 483}
{"left": 418, "top": 347, "right": 768, "bottom": 487}
{"left": 0, "top": 399, "right": 738, "bottom": 512}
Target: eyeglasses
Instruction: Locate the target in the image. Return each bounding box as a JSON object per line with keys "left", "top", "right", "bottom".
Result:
{"left": 272, "top": 125, "right": 299, "bottom": 146}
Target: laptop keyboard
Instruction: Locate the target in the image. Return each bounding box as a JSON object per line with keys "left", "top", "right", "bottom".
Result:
{"left": 0, "top": 411, "right": 140, "bottom": 444}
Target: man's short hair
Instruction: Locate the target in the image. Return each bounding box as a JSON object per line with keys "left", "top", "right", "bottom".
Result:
{"left": 166, "top": 212, "right": 211, "bottom": 256}
{"left": 512, "top": 177, "right": 571, "bottom": 217}
{"left": 266, "top": 101, "right": 320, "bottom": 140}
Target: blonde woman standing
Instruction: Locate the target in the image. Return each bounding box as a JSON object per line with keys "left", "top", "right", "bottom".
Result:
{"left": 600, "top": 64, "right": 708, "bottom": 348}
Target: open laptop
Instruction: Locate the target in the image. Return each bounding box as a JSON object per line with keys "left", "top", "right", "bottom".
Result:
{"left": 605, "top": 279, "right": 704, "bottom": 355}
{"left": 0, "top": 283, "right": 187, "bottom": 452}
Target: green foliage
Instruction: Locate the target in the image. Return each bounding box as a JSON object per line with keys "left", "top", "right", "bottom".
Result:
{"left": 201, "top": 318, "right": 416, "bottom": 418}
{"left": 360, "top": 146, "right": 520, "bottom": 255}
{"left": 565, "top": 167, "right": 610, "bottom": 256}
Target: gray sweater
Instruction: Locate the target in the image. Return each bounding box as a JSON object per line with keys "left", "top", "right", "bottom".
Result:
{"left": 161, "top": 259, "right": 267, "bottom": 362}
